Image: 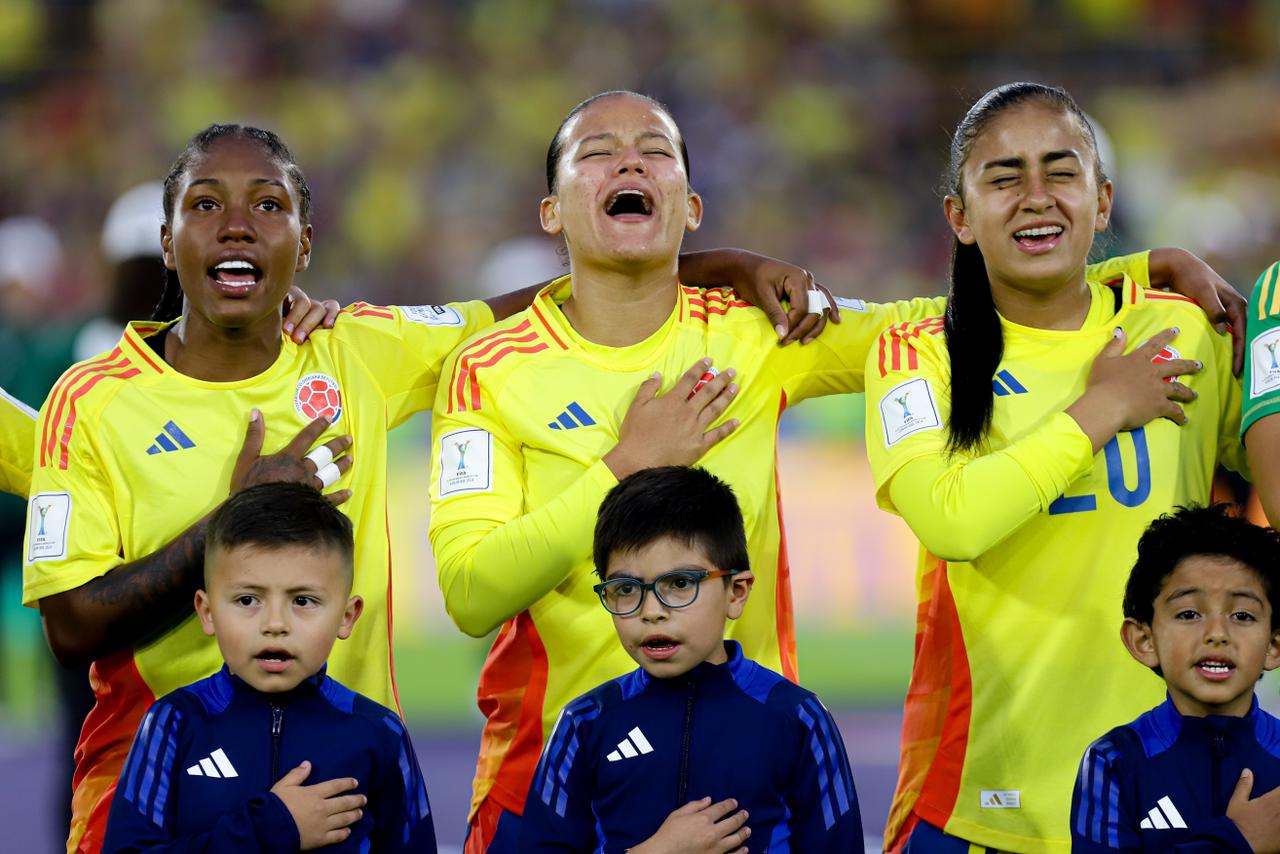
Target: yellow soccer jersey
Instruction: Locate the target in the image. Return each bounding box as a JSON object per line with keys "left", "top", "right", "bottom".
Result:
{"left": 865, "top": 278, "right": 1244, "bottom": 854}
{"left": 429, "top": 277, "right": 942, "bottom": 819}
{"left": 23, "top": 300, "right": 491, "bottom": 854}
{"left": 0, "top": 385, "right": 36, "bottom": 497}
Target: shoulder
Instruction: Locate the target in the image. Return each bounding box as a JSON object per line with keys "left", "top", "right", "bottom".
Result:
{"left": 1122, "top": 699, "right": 1182, "bottom": 759}
{"left": 1253, "top": 707, "right": 1280, "bottom": 759}
{"left": 173, "top": 668, "right": 236, "bottom": 718}
{"left": 1250, "top": 260, "right": 1280, "bottom": 310}
{"left": 871, "top": 316, "right": 947, "bottom": 377}
{"left": 330, "top": 300, "right": 485, "bottom": 338}
{"left": 441, "top": 307, "right": 569, "bottom": 416}
{"left": 682, "top": 285, "right": 760, "bottom": 327}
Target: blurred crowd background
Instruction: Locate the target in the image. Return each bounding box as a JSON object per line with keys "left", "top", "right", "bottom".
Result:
{"left": 1, "top": 0, "right": 1278, "bottom": 849}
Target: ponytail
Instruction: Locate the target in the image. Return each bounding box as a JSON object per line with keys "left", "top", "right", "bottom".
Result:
{"left": 151, "top": 268, "right": 184, "bottom": 322}
{"left": 944, "top": 239, "right": 1003, "bottom": 455}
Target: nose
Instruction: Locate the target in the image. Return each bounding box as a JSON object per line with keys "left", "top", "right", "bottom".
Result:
{"left": 218, "top": 204, "right": 256, "bottom": 242}
{"left": 638, "top": 588, "right": 668, "bottom": 623}
{"left": 262, "top": 599, "right": 289, "bottom": 636}
{"left": 1204, "top": 614, "right": 1230, "bottom": 645}
{"left": 1020, "top": 173, "right": 1054, "bottom": 213}
{"left": 615, "top": 146, "right": 647, "bottom": 176}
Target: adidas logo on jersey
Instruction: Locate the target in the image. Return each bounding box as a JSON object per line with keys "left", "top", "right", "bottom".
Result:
{"left": 185, "top": 748, "right": 238, "bottom": 778}
{"left": 146, "top": 421, "right": 196, "bottom": 455}
{"left": 606, "top": 727, "right": 654, "bottom": 762}
{"left": 548, "top": 402, "right": 597, "bottom": 430}
{"left": 980, "top": 789, "right": 1021, "bottom": 809}
{"left": 1139, "top": 796, "right": 1187, "bottom": 830}
{"left": 991, "top": 370, "right": 1028, "bottom": 396}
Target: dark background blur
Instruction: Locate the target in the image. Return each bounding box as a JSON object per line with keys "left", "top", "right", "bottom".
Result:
{"left": 1, "top": 1, "right": 1278, "bottom": 850}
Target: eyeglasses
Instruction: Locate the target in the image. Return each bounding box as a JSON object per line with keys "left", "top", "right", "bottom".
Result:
{"left": 592, "top": 569, "right": 743, "bottom": 617}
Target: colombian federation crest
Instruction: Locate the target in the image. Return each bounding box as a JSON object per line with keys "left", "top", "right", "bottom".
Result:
{"left": 295, "top": 373, "right": 343, "bottom": 424}
{"left": 1150, "top": 345, "right": 1180, "bottom": 384}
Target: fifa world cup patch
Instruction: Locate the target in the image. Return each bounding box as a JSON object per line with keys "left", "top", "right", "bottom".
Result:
{"left": 879, "top": 377, "right": 942, "bottom": 447}
{"left": 832, "top": 296, "right": 868, "bottom": 312}
{"left": 1251, "top": 328, "right": 1280, "bottom": 398}
{"left": 399, "top": 304, "right": 464, "bottom": 327}
{"left": 295, "top": 373, "right": 343, "bottom": 425}
{"left": 438, "top": 428, "right": 494, "bottom": 497}
{"left": 27, "top": 491, "right": 71, "bottom": 563}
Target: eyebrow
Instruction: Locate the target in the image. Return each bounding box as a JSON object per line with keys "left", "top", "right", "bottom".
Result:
{"left": 577, "top": 131, "right": 674, "bottom": 147}
{"left": 188, "top": 177, "right": 288, "bottom": 189}
{"left": 230, "top": 584, "right": 324, "bottom": 595}
{"left": 1164, "top": 587, "right": 1266, "bottom": 606}
{"left": 980, "top": 150, "right": 1081, "bottom": 172}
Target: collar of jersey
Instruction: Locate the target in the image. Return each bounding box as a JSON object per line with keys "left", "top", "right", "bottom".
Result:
{"left": 996, "top": 276, "right": 1139, "bottom": 339}
{"left": 120, "top": 319, "right": 302, "bottom": 389}
{"left": 531, "top": 275, "right": 686, "bottom": 371}
{"left": 219, "top": 662, "right": 329, "bottom": 705}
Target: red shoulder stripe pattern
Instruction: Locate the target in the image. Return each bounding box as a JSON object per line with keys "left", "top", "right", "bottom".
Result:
{"left": 122, "top": 331, "right": 165, "bottom": 374}
{"left": 683, "top": 286, "right": 751, "bottom": 322}
{"left": 529, "top": 302, "right": 569, "bottom": 351}
{"left": 41, "top": 350, "right": 125, "bottom": 468}
{"left": 341, "top": 301, "right": 396, "bottom": 320}
{"left": 1144, "top": 290, "right": 1197, "bottom": 306}
{"left": 877, "top": 318, "right": 944, "bottom": 378}
{"left": 44, "top": 350, "right": 142, "bottom": 470}
{"left": 449, "top": 321, "right": 547, "bottom": 414}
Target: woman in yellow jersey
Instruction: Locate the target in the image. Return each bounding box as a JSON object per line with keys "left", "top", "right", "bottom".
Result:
{"left": 864, "top": 83, "right": 1246, "bottom": 853}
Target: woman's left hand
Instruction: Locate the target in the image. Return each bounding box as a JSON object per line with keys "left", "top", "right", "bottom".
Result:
{"left": 282, "top": 286, "right": 342, "bottom": 343}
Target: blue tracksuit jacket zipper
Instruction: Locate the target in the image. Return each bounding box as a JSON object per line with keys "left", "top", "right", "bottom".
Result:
{"left": 676, "top": 679, "right": 696, "bottom": 806}
{"left": 270, "top": 704, "right": 284, "bottom": 784}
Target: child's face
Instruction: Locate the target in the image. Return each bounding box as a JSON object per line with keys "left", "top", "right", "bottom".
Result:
{"left": 605, "top": 536, "right": 752, "bottom": 679}
{"left": 195, "top": 544, "right": 362, "bottom": 693}
{"left": 1122, "top": 555, "right": 1280, "bottom": 717}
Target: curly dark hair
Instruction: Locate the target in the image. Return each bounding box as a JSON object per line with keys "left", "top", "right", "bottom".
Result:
{"left": 1123, "top": 504, "right": 1280, "bottom": 628}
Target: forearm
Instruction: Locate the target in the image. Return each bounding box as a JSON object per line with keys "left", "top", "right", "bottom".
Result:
{"left": 887, "top": 413, "right": 1093, "bottom": 561}
{"left": 675, "top": 248, "right": 759, "bottom": 286}
{"left": 433, "top": 460, "right": 616, "bottom": 637}
{"left": 484, "top": 282, "right": 549, "bottom": 321}
{"left": 40, "top": 519, "right": 208, "bottom": 667}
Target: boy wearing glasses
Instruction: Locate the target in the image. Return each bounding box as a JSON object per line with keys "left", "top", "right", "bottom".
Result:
{"left": 518, "top": 466, "right": 862, "bottom": 852}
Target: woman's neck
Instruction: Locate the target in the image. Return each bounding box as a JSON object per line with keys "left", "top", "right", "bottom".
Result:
{"left": 164, "top": 311, "right": 283, "bottom": 382}
{"left": 989, "top": 269, "right": 1092, "bottom": 331}
{"left": 559, "top": 259, "right": 680, "bottom": 347}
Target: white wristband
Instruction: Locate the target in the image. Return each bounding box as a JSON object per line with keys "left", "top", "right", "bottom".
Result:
{"left": 305, "top": 445, "right": 335, "bottom": 471}
{"left": 315, "top": 462, "right": 341, "bottom": 489}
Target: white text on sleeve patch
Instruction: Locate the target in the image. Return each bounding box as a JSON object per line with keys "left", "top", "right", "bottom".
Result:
{"left": 438, "top": 428, "right": 494, "bottom": 497}
{"left": 399, "top": 304, "right": 464, "bottom": 327}
{"left": 27, "top": 492, "right": 71, "bottom": 563}
{"left": 879, "top": 377, "right": 942, "bottom": 447}
{"left": 1251, "top": 328, "right": 1280, "bottom": 398}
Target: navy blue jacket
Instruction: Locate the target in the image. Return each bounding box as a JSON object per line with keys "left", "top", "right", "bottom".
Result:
{"left": 518, "top": 641, "right": 862, "bottom": 852}
{"left": 1071, "top": 695, "right": 1280, "bottom": 852}
{"left": 102, "top": 665, "right": 435, "bottom": 853}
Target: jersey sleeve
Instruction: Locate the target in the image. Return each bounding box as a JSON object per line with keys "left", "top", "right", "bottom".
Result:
{"left": 785, "top": 695, "right": 864, "bottom": 850}
{"left": 1242, "top": 262, "right": 1280, "bottom": 438}
{"left": 863, "top": 325, "right": 1094, "bottom": 562}
{"left": 102, "top": 702, "right": 300, "bottom": 853}
{"left": 1085, "top": 250, "right": 1151, "bottom": 289}
{"left": 335, "top": 300, "right": 494, "bottom": 428}
{"left": 1070, "top": 737, "right": 1250, "bottom": 853}
{"left": 519, "top": 700, "right": 601, "bottom": 851}
{"left": 428, "top": 351, "right": 617, "bottom": 637}
{"left": 765, "top": 296, "right": 946, "bottom": 404}
{"left": 22, "top": 386, "right": 125, "bottom": 606}
{"left": 0, "top": 385, "right": 35, "bottom": 497}
{"left": 369, "top": 712, "right": 436, "bottom": 852}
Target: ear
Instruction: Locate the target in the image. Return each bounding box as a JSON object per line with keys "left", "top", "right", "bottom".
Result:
{"left": 684, "top": 190, "right": 703, "bottom": 233}
{"left": 337, "top": 594, "right": 364, "bottom": 641}
{"left": 1264, "top": 628, "right": 1280, "bottom": 673}
{"left": 1120, "top": 617, "right": 1160, "bottom": 670}
{"left": 540, "top": 196, "right": 563, "bottom": 236}
{"left": 295, "top": 223, "right": 312, "bottom": 273}
{"left": 161, "top": 223, "right": 177, "bottom": 271}
{"left": 194, "top": 590, "right": 215, "bottom": 638}
{"left": 1094, "top": 179, "right": 1114, "bottom": 233}
{"left": 725, "top": 571, "right": 754, "bottom": 621}
{"left": 943, "top": 195, "right": 975, "bottom": 245}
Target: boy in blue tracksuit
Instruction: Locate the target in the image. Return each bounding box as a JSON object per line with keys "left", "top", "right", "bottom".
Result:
{"left": 103, "top": 482, "right": 435, "bottom": 852}
{"left": 1072, "top": 505, "right": 1280, "bottom": 853}
{"left": 519, "top": 466, "right": 863, "bottom": 852}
